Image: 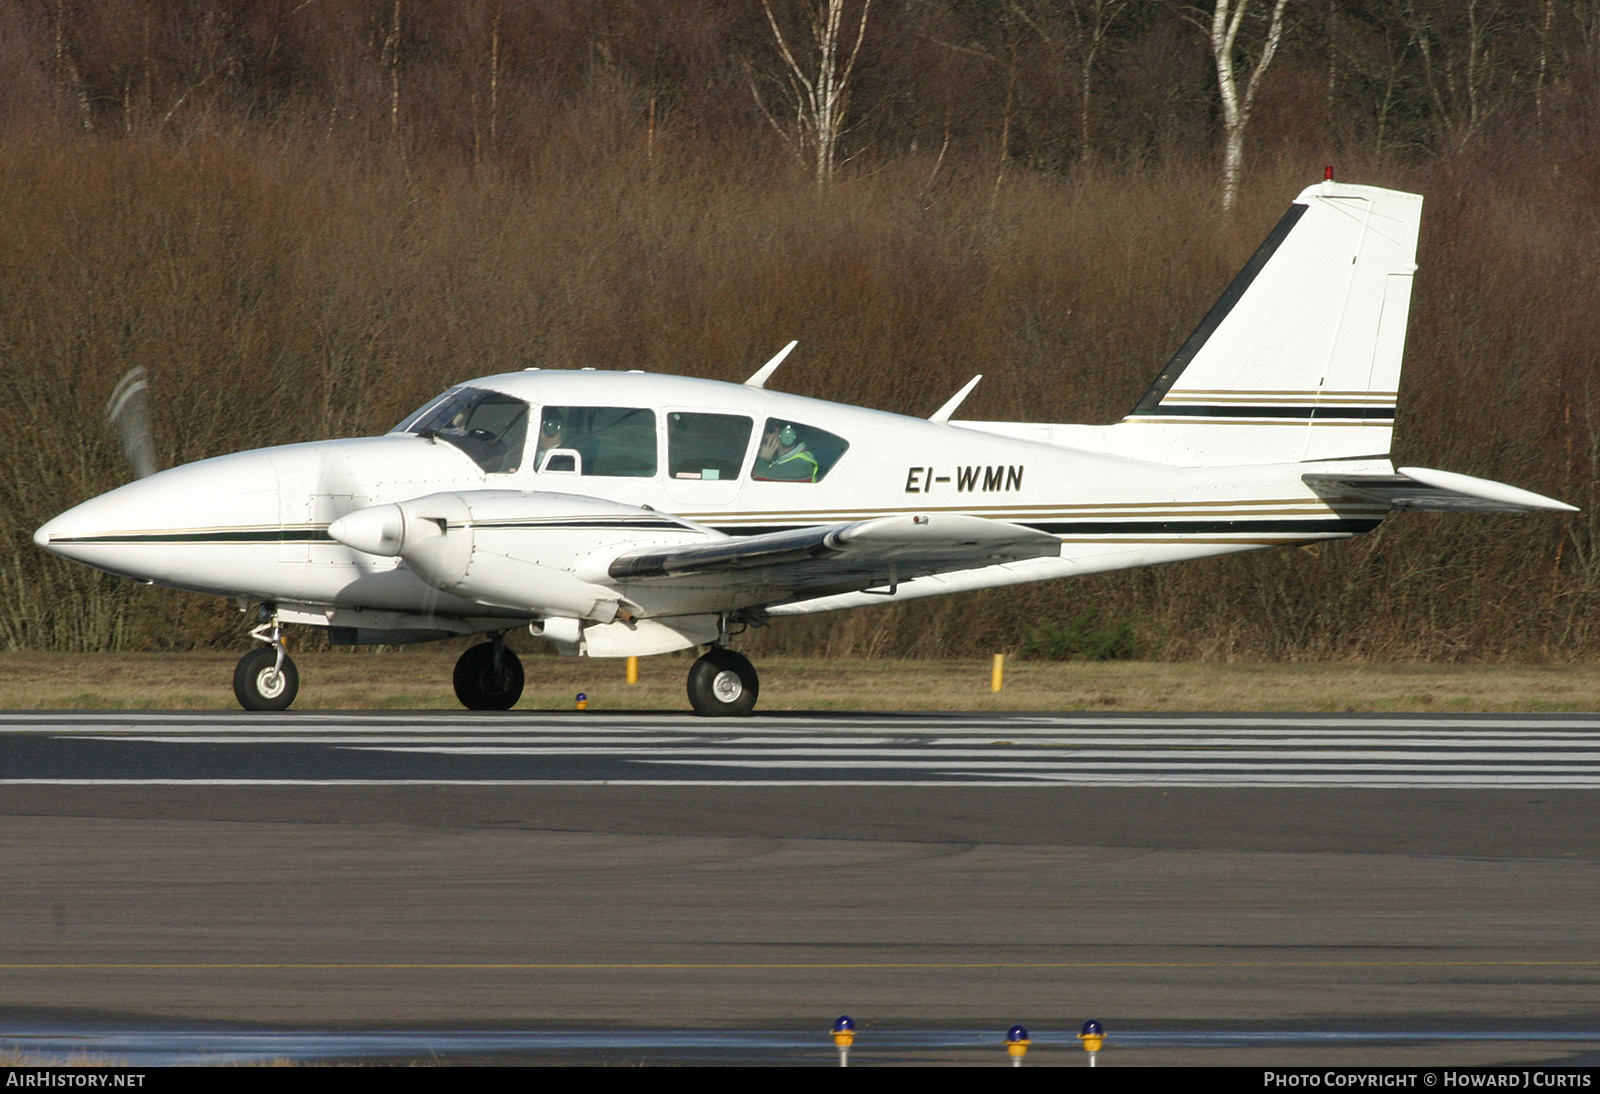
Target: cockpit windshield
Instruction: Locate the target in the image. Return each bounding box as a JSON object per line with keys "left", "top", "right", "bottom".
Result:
{"left": 400, "top": 387, "right": 529, "bottom": 474}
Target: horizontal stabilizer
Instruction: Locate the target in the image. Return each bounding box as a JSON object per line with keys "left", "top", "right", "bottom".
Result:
{"left": 608, "top": 512, "right": 1059, "bottom": 589}
{"left": 1303, "top": 466, "right": 1578, "bottom": 514}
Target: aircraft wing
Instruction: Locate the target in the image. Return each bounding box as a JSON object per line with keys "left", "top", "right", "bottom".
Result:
{"left": 1302, "top": 466, "right": 1578, "bottom": 514}
{"left": 607, "top": 513, "right": 1062, "bottom": 594}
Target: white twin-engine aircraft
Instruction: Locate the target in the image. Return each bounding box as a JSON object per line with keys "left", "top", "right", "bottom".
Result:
{"left": 35, "top": 179, "right": 1576, "bottom": 715}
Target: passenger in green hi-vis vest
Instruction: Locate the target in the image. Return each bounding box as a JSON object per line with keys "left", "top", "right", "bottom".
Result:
{"left": 753, "top": 421, "right": 819, "bottom": 482}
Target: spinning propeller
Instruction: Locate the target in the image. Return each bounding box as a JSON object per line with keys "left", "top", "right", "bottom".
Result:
{"left": 106, "top": 367, "right": 156, "bottom": 480}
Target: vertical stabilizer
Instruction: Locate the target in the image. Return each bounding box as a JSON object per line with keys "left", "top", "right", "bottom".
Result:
{"left": 1118, "top": 181, "right": 1422, "bottom": 466}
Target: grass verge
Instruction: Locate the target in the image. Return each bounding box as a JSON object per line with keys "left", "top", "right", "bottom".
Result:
{"left": 2, "top": 651, "right": 1598, "bottom": 712}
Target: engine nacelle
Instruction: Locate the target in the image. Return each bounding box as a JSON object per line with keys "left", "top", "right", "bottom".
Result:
{"left": 328, "top": 490, "right": 708, "bottom": 621}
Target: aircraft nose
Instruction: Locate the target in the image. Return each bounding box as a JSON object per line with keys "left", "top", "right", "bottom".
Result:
{"left": 33, "top": 490, "right": 130, "bottom": 558}
{"left": 32, "top": 452, "right": 283, "bottom": 584}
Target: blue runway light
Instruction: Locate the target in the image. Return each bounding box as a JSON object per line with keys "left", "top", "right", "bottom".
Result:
{"left": 1004, "top": 1024, "right": 1031, "bottom": 1064}
{"left": 832, "top": 1014, "right": 856, "bottom": 1065}
{"left": 1079, "top": 1019, "right": 1105, "bottom": 1063}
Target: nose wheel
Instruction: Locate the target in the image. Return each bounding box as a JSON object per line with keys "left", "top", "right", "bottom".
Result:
{"left": 687, "top": 648, "right": 759, "bottom": 717}
{"left": 233, "top": 646, "right": 299, "bottom": 711}
{"left": 454, "top": 639, "right": 525, "bottom": 710}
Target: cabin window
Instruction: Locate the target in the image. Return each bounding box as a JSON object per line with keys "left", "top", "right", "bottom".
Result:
{"left": 750, "top": 418, "right": 850, "bottom": 483}
{"left": 405, "top": 387, "right": 528, "bottom": 474}
{"left": 536, "top": 406, "right": 658, "bottom": 478}
{"left": 667, "top": 412, "right": 753, "bottom": 481}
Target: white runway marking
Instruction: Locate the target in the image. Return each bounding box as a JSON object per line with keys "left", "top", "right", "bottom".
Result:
{"left": 6, "top": 712, "right": 1600, "bottom": 787}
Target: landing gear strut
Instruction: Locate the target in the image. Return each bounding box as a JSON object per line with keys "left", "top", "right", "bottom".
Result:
{"left": 454, "top": 635, "right": 524, "bottom": 710}
{"left": 687, "top": 647, "right": 759, "bottom": 717}
{"left": 234, "top": 615, "right": 298, "bottom": 711}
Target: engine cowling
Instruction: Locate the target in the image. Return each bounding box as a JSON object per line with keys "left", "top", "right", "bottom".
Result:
{"left": 328, "top": 491, "right": 708, "bottom": 621}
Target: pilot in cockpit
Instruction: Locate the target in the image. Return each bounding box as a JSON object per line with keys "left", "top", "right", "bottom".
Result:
{"left": 535, "top": 410, "right": 564, "bottom": 467}
{"left": 753, "top": 422, "right": 820, "bottom": 482}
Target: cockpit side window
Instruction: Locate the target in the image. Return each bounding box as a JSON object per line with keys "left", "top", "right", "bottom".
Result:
{"left": 536, "top": 406, "right": 657, "bottom": 477}
{"left": 406, "top": 387, "right": 529, "bottom": 474}
{"left": 667, "top": 412, "right": 753, "bottom": 481}
{"left": 750, "top": 419, "right": 849, "bottom": 483}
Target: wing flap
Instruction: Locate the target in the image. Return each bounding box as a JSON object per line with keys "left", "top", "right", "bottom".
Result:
{"left": 1303, "top": 466, "right": 1577, "bottom": 514}
{"left": 608, "top": 513, "right": 1061, "bottom": 586}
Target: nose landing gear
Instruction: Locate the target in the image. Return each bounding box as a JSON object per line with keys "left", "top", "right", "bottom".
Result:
{"left": 234, "top": 616, "right": 299, "bottom": 711}
{"left": 453, "top": 634, "right": 525, "bottom": 710}
{"left": 687, "top": 647, "right": 759, "bottom": 717}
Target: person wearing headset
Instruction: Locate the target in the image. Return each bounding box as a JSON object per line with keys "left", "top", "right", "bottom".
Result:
{"left": 534, "top": 410, "right": 565, "bottom": 467}
{"left": 753, "top": 422, "right": 819, "bottom": 482}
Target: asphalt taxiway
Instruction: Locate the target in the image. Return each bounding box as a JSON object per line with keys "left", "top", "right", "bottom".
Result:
{"left": 2, "top": 710, "right": 1598, "bottom": 1065}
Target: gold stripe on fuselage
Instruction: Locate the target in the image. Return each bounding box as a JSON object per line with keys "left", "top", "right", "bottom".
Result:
{"left": 1123, "top": 418, "right": 1389, "bottom": 426}
{"left": 683, "top": 500, "right": 1382, "bottom": 523}
{"left": 1160, "top": 388, "right": 1399, "bottom": 398}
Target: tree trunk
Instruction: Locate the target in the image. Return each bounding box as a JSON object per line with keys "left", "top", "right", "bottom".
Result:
{"left": 760, "top": 0, "right": 872, "bottom": 190}
{"left": 1208, "top": 0, "right": 1290, "bottom": 214}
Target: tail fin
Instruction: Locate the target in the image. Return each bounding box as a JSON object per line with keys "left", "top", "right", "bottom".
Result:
{"left": 1120, "top": 180, "right": 1422, "bottom": 466}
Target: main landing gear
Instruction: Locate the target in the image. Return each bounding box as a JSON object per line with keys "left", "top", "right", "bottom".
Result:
{"left": 687, "top": 647, "right": 759, "bottom": 717}
{"left": 234, "top": 616, "right": 299, "bottom": 711}
{"left": 454, "top": 634, "right": 525, "bottom": 710}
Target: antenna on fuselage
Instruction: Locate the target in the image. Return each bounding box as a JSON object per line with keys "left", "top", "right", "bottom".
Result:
{"left": 928, "top": 374, "right": 983, "bottom": 424}
{"left": 743, "top": 340, "right": 798, "bottom": 389}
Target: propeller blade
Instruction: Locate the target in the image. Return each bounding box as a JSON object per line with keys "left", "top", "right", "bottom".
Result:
{"left": 106, "top": 367, "right": 157, "bottom": 479}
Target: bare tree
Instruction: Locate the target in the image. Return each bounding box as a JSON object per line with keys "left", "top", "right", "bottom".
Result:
{"left": 1201, "top": 0, "right": 1291, "bottom": 213}
{"left": 1400, "top": 0, "right": 1521, "bottom": 151}
{"left": 755, "top": 0, "right": 873, "bottom": 188}
{"left": 1069, "top": 0, "right": 1130, "bottom": 157}
{"left": 382, "top": 0, "right": 402, "bottom": 145}
{"left": 52, "top": 0, "right": 93, "bottom": 130}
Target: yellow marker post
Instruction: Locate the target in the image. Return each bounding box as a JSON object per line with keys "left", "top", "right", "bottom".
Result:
{"left": 626, "top": 656, "right": 639, "bottom": 685}
{"left": 991, "top": 653, "right": 1005, "bottom": 693}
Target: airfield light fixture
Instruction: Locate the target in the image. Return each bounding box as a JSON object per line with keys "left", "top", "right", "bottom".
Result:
{"left": 832, "top": 1015, "right": 855, "bottom": 1066}
{"left": 1079, "top": 1019, "right": 1105, "bottom": 1065}
{"left": 1004, "top": 1024, "right": 1030, "bottom": 1065}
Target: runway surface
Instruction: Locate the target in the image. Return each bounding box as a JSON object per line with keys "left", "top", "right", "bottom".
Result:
{"left": 4, "top": 709, "right": 1600, "bottom": 1064}
{"left": 8, "top": 1021, "right": 1600, "bottom": 1066}
{"left": 6, "top": 710, "right": 1600, "bottom": 786}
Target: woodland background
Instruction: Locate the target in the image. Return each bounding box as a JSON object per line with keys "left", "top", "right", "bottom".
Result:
{"left": 0, "top": 0, "right": 1596, "bottom": 661}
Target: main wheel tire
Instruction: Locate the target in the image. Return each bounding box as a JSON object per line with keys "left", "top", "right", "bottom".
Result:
{"left": 453, "top": 642, "right": 524, "bottom": 710}
{"left": 233, "top": 647, "right": 299, "bottom": 711}
{"left": 686, "top": 648, "right": 759, "bottom": 717}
